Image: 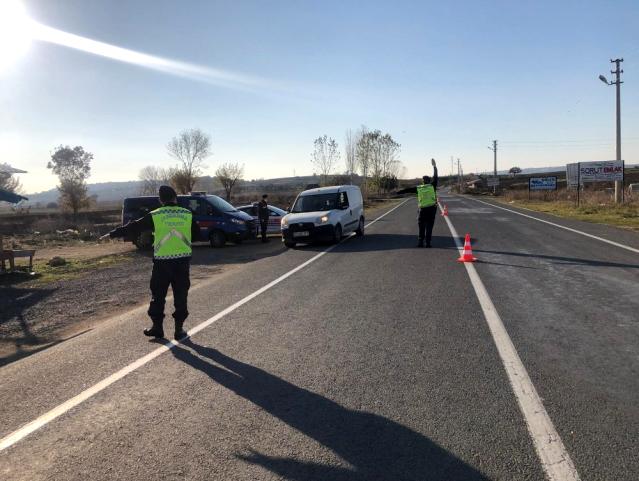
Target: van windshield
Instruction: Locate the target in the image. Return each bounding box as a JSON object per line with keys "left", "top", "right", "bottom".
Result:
{"left": 291, "top": 193, "right": 339, "bottom": 213}
{"left": 206, "top": 195, "right": 237, "bottom": 212}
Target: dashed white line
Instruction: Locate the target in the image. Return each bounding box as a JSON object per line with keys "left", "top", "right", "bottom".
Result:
{"left": 438, "top": 202, "right": 581, "bottom": 481}
{"left": 0, "top": 199, "right": 410, "bottom": 453}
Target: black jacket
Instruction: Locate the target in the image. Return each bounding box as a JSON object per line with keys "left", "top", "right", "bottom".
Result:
{"left": 397, "top": 165, "right": 438, "bottom": 195}
{"left": 257, "top": 200, "right": 270, "bottom": 221}
{"left": 109, "top": 202, "right": 200, "bottom": 241}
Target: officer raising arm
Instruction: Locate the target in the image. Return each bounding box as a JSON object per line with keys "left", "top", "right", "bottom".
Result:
{"left": 106, "top": 185, "right": 199, "bottom": 340}
{"left": 397, "top": 158, "right": 438, "bottom": 248}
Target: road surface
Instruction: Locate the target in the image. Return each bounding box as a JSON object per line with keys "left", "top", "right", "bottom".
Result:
{"left": 1, "top": 194, "right": 637, "bottom": 480}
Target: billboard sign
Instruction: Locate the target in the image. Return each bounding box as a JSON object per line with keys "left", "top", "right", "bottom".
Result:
{"left": 487, "top": 176, "right": 499, "bottom": 187}
{"left": 578, "top": 160, "right": 624, "bottom": 182}
{"left": 566, "top": 160, "right": 624, "bottom": 187}
{"left": 529, "top": 176, "right": 557, "bottom": 191}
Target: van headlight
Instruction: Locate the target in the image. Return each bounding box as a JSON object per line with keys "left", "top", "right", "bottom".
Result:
{"left": 317, "top": 215, "right": 329, "bottom": 224}
{"left": 281, "top": 217, "right": 289, "bottom": 227}
{"left": 230, "top": 218, "right": 245, "bottom": 225}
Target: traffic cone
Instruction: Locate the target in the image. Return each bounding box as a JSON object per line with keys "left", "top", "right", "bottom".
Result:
{"left": 441, "top": 204, "right": 448, "bottom": 217}
{"left": 457, "top": 234, "right": 477, "bottom": 262}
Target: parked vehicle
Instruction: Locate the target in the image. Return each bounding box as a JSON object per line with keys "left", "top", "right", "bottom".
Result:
{"left": 236, "top": 204, "right": 287, "bottom": 235}
{"left": 280, "top": 185, "right": 364, "bottom": 248}
{"left": 121, "top": 193, "right": 255, "bottom": 249}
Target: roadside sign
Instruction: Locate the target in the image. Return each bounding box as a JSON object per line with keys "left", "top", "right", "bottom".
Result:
{"left": 487, "top": 177, "right": 499, "bottom": 187}
{"left": 529, "top": 176, "right": 557, "bottom": 191}
{"left": 578, "top": 160, "right": 624, "bottom": 183}
{"left": 566, "top": 163, "right": 580, "bottom": 188}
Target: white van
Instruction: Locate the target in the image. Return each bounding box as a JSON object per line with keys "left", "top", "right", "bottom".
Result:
{"left": 281, "top": 185, "right": 364, "bottom": 247}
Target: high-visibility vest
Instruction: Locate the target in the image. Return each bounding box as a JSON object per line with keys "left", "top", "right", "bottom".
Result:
{"left": 151, "top": 206, "right": 192, "bottom": 259}
{"left": 417, "top": 184, "right": 437, "bottom": 208}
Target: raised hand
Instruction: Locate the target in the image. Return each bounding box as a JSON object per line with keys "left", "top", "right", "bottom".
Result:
{"left": 431, "top": 158, "right": 436, "bottom": 167}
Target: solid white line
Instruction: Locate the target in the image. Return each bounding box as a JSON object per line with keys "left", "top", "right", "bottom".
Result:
{"left": 0, "top": 199, "right": 410, "bottom": 452}
{"left": 467, "top": 196, "right": 639, "bottom": 255}
{"left": 437, "top": 202, "right": 581, "bottom": 481}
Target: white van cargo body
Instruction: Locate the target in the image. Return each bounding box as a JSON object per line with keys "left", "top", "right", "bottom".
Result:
{"left": 281, "top": 185, "right": 364, "bottom": 247}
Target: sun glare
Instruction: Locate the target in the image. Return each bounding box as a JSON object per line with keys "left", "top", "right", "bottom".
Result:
{"left": 0, "top": 0, "right": 34, "bottom": 71}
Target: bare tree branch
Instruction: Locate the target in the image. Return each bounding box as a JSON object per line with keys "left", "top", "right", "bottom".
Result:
{"left": 215, "top": 162, "right": 245, "bottom": 201}
{"left": 167, "top": 128, "right": 212, "bottom": 192}
{"left": 311, "top": 135, "right": 340, "bottom": 186}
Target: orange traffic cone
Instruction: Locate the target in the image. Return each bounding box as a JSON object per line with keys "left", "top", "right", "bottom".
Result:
{"left": 441, "top": 205, "right": 448, "bottom": 217}
{"left": 457, "top": 234, "right": 477, "bottom": 262}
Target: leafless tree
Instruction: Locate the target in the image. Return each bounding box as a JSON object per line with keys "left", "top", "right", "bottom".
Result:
{"left": 344, "top": 129, "right": 360, "bottom": 184}
{"left": 47, "top": 145, "right": 92, "bottom": 216}
{"left": 167, "top": 128, "right": 212, "bottom": 192}
{"left": 357, "top": 129, "right": 401, "bottom": 194}
{"left": 356, "top": 126, "right": 372, "bottom": 196}
{"left": 311, "top": 135, "right": 340, "bottom": 186}
{"left": 215, "top": 162, "right": 244, "bottom": 201}
{"left": 138, "top": 165, "right": 171, "bottom": 195}
{"left": 0, "top": 164, "right": 22, "bottom": 193}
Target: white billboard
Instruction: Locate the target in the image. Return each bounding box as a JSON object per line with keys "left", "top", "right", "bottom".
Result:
{"left": 487, "top": 177, "right": 499, "bottom": 187}
{"left": 579, "top": 160, "right": 624, "bottom": 182}
{"left": 566, "top": 160, "right": 624, "bottom": 187}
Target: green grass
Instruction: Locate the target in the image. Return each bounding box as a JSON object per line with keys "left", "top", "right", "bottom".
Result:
{"left": 499, "top": 199, "right": 639, "bottom": 231}
{"left": 6, "top": 254, "right": 135, "bottom": 286}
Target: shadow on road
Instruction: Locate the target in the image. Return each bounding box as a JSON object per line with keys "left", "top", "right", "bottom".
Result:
{"left": 293, "top": 234, "right": 461, "bottom": 253}
{"left": 472, "top": 248, "right": 639, "bottom": 269}
{"left": 172, "top": 340, "right": 490, "bottom": 481}
{"left": 0, "top": 286, "right": 56, "bottom": 366}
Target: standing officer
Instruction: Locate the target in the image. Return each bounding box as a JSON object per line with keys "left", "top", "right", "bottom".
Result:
{"left": 397, "top": 159, "right": 438, "bottom": 248}
{"left": 257, "top": 194, "right": 270, "bottom": 243}
{"left": 105, "top": 185, "right": 198, "bottom": 340}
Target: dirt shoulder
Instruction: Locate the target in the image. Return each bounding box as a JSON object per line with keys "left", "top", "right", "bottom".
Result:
{"left": 0, "top": 199, "right": 400, "bottom": 367}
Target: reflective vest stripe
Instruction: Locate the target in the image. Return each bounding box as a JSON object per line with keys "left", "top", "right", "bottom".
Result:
{"left": 153, "top": 229, "right": 192, "bottom": 255}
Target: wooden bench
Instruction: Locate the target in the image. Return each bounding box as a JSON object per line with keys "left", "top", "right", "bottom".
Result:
{"left": 0, "top": 235, "right": 36, "bottom": 273}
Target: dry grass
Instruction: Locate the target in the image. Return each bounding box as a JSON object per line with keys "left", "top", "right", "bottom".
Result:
{"left": 499, "top": 190, "right": 639, "bottom": 231}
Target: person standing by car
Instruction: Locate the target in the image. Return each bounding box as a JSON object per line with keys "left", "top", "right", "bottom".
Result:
{"left": 258, "top": 194, "right": 270, "bottom": 243}
{"left": 397, "top": 159, "right": 438, "bottom": 248}
{"left": 104, "top": 185, "right": 199, "bottom": 340}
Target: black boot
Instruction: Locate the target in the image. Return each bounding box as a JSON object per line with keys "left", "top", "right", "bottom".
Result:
{"left": 417, "top": 239, "right": 424, "bottom": 248}
{"left": 174, "top": 321, "right": 188, "bottom": 340}
{"left": 143, "top": 322, "right": 164, "bottom": 338}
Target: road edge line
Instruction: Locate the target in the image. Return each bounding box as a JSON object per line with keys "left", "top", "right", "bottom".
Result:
{"left": 438, "top": 202, "right": 581, "bottom": 481}
{"left": 467, "top": 196, "right": 639, "bottom": 254}
{"left": 0, "top": 200, "right": 409, "bottom": 452}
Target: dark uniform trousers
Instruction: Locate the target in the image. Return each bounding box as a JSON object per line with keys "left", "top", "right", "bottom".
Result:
{"left": 259, "top": 219, "right": 268, "bottom": 241}
{"left": 148, "top": 257, "right": 190, "bottom": 324}
{"left": 418, "top": 205, "right": 438, "bottom": 245}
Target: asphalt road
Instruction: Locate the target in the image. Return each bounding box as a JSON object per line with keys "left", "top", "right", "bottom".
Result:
{"left": 0, "top": 195, "right": 637, "bottom": 480}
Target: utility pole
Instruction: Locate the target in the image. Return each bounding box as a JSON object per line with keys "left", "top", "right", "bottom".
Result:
{"left": 488, "top": 140, "right": 497, "bottom": 194}
{"left": 600, "top": 58, "right": 624, "bottom": 203}
{"left": 457, "top": 158, "right": 462, "bottom": 193}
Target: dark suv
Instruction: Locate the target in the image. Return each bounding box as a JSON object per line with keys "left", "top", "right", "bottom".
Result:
{"left": 121, "top": 193, "right": 255, "bottom": 248}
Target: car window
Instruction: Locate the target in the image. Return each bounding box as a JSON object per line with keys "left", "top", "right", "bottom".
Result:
{"left": 291, "top": 193, "right": 340, "bottom": 213}
{"left": 339, "top": 192, "right": 349, "bottom": 208}
{"left": 269, "top": 208, "right": 280, "bottom": 216}
{"left": 206, "top": 195, "right": 237, "bottom": 213}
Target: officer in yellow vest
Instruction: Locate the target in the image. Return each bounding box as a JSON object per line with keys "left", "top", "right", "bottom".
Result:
{"left": 397, "top": 159, "right": 438, "bottom": 248}
{"left": 107, "top": 186, "right": 198, "bottom": 340}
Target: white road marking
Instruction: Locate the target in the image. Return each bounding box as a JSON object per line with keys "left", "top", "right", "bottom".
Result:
{"left": 438, "top": 202, "right": 581, "bottom": 481}
{"left": 0, "top": 199, "right": 410, "bottom": 452}
{"left": 467, "top": 196, "right": 639, "bottom": 255}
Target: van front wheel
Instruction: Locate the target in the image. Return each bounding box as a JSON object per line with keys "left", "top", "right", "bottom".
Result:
{"left": 333, "top": 224, "right": 342, "bottom": 244}
{"left": 355, "top": 217, "right": 365, "bottom": 237}
{"left": 210, "top": 230, "right": 226, "bottom": 248}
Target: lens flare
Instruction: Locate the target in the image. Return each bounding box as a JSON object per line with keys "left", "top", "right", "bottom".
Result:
{"left": 0, "top": 0, "right": 35, "bottom": 71}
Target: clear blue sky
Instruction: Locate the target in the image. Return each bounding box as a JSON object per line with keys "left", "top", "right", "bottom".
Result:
{"left": 1, "top": 0, "right": 638, "bottom": 193}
